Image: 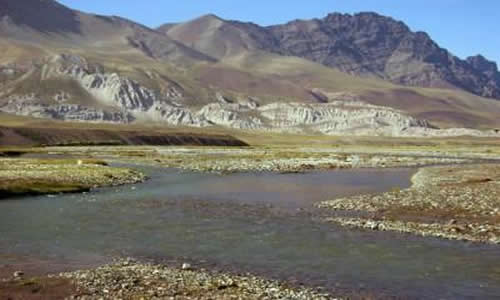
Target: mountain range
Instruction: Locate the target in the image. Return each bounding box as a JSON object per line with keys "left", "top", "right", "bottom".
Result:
{"left": 160, "top": 13, "right": 500, "bottom": 99}
{"left": 1, "top": 0, "right": 499, "bottom": 136}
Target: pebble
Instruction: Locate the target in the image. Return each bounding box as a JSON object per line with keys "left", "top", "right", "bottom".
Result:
{"left": 320, "top": 164, "right": 500, "bottom": 244}
{"left": 121, "top": 147, "right": 475, "bottom": 174}
{"left": 60, "top": 259, "right": 332, "bottom": 299}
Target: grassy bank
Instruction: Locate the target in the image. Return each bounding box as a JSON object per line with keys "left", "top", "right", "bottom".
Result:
{"left": 0, "top": 158, "right": 145, "bottom": 199}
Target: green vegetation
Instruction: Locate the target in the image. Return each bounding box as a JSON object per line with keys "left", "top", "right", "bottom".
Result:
{"left": 0, "top": 158, "right": 145, "bottom": 199}
{"left": 0, "top": 178, "right": 89, "bottom": 197}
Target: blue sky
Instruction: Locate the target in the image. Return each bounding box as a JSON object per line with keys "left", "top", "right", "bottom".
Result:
{"left": 58, "top": 0, "right": 499, "bottom": 64}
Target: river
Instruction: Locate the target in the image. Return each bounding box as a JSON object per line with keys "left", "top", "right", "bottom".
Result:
{"left": 1, "top": 166, "right": 499, "bottom": 298}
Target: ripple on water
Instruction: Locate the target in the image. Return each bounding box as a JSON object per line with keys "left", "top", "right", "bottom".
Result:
{"left": 1, "top": 167, "right": 500, "bottom": 298}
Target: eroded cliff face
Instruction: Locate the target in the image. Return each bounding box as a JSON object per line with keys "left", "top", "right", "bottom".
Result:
{"left": 1, "top": 54, "right": 206, "bottom": 125}
{"left": 0, "top": 98, "right": 133, "bottom": 123}
{"left": 2, "top": 54, "right": 498, "bottom": 138}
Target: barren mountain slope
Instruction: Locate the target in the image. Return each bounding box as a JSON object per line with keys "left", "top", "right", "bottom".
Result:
{"left": 0, "top": 0, "right": 213, "bottom": 65}
{"left": 0, "top": 0, "right": 499, "bottom": 136}
{"left": 268, "top": 13, "right": 500, "bottom": 99}
{"left": 218, "top": 51, "right": 500, "bottom": 129}
{"left": 162, "top": 13, "right": 500, "bottom": 100}
{"left": 159, "top": 14, "right": 279, "bottom": 60}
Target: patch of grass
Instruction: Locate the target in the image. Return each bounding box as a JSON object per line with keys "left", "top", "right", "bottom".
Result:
{"left": 0, "top": 157, "right": 145, "bottom": 199}
{"left": 0, "top": 178, "right": 90, "bottom": 198}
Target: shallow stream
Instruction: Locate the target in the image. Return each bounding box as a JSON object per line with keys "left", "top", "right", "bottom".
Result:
{"left": 1, "top": 166, "right": 500, "bottom": 298}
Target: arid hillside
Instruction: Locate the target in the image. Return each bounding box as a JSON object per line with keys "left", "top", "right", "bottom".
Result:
{"left": 1, "top": 0, "right": 499, "bottom": 136}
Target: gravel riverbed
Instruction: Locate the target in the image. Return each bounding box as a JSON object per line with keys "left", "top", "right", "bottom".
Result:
{"left": 57, "top": 259, "right": 334, "bottom": 300}
{"left": 318, "top": 164, "right": 500, "bottom": 244}
{"left": 42, "top": 146, "right": 482, "bottom": 174}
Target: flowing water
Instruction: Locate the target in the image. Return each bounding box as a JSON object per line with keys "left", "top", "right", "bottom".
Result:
{"left": 1, "top": 166, "right": 500, "bottom": 299}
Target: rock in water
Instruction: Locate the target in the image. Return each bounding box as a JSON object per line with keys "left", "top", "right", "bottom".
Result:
{"left": 13, "top": 271, "right": 24, "bottom": 278}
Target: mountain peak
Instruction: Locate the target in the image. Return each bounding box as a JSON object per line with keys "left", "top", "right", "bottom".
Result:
{"left": 199, "top": 13, "right": 223, "bottom": 21}
{"left": 0, "top": 0, "right": 80, "bottom": 34}
{"left": 323, "top": 11, "right": 410, "bottom": 32}
{"left": 180, "top": 13, "right": 225, "bottom": 25}
{"left": 161, "top": 12, "right": 271, "bottom": 60}
{"left": 160, "top": 10, "right": 500, "bottom": 99}
{"left": 467, "top": 55, "right": 499, "bottom": 74}
{"left": 325, "top": 11, "right": 384, "bottom": 19}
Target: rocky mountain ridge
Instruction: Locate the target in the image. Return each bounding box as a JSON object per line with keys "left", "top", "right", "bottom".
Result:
{"left": 161, "top": 12, "right": 500, "bottom": 100}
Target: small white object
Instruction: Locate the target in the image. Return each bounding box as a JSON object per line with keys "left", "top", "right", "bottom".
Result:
{"left": 77, "top": 160, "right": 83, "bottom": 166}
{"left": 13, "top": 271, "right": 24, "bottom": 278}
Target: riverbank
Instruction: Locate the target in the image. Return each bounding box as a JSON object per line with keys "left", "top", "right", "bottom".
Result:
{"left": 0, "top": 125, "right": 248, "bottom": 147}
{"left": 32, "top": 145, "right": 494, "bottom": 174}
{"left": 318, "top": 164, "right": 500, "bottom": 244}
{"left": 3, "top": 132, "right": 500, "bottom": 174}
{"left": 1, "top": 259, "right": 332, "bottom": 300}
{"left": 0, "top": 158, "right": 145, "bottom": 198}
{"left": 2, "top": 152, "right": 500, "bottom": 298}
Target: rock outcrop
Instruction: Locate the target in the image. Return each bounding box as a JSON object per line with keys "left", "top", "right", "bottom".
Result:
{"left": 257, "top": 101, "right": 430, "bottom": 135}
{"left": 35, "top": 54, "right": 205, "bottom": 126}
{"left": 269, "top": 13, "right": 500, "bottom": 98}
{"left": 0, "top": 97, "right": 133, "bottom": 123}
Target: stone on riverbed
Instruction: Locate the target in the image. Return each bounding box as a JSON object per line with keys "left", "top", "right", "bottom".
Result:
{"left": 59, "top": 259, "right": 332, "bottom": 299}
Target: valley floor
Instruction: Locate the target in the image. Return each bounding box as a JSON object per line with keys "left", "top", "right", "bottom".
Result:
{"left": 1, "top": 135, "right": 500, "bottom": 299}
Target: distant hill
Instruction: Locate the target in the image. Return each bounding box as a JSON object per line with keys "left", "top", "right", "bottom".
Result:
{"left": 158, "top": 14, "right": 280, "bottom": 60}
{"left": 0, "top": 0, "right": 213, "bottom": 64}
{"left": 0, "top": 0, "right": 499, "bottom": 136}
{"left": 160, "top": 12, "right": 500, "bottom": 100}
